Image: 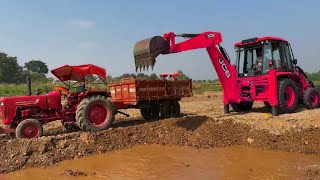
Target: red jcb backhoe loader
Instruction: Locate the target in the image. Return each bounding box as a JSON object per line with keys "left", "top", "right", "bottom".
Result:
{"left": 133, "top": 31, "right": 320, "bottom": 115}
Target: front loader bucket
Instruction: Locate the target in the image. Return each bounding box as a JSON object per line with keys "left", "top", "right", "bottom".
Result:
{"left": 133, "top": 36, "right": 170, "bottom": 72}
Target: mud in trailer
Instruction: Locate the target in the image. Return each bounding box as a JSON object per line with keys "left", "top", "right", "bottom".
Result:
{"left": 109, "top": 78, "right": 192, "bottom": 120}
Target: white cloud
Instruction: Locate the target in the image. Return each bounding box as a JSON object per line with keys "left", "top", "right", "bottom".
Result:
{"left": 75, "top": 42, "right": 96, "bottom": 49}
{"left": 69, "top": 20, "right": 96, "bottom": 29}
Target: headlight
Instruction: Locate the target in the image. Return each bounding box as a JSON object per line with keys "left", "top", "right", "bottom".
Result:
{"left": 0, "top": 102, "right": 3, "bottom": 106}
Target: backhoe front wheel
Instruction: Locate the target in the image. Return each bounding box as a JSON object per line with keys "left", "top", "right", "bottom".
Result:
{"left": 278, "top": 79, "right": 299, "bottom": 113}
{"left": 76, "top": 95, "right": 115, "bottom": 132}
{"left": 231, "top": 102, "right": 253, "bottom": 112}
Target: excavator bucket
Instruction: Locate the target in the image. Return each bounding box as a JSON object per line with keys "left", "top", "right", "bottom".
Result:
{"left": 133, "top": 36, "right": 170, "bottom": 72}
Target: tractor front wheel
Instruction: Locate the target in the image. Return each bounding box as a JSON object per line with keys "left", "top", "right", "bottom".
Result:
{"left": 278, "top": 79, "right": 299, "bottom": 113}
{"left": 304, "top": 88, "right": 320, "bottom": 109}
{"left": 76, "top": 95, "right": 115, "bottom": 132}
{"left": 16, "top": 119, "right": 43, "bottom": 139}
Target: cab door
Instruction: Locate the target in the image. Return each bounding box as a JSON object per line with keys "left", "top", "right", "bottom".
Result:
{"left": 280, "top": 42, "right": 295, "bottom": 71}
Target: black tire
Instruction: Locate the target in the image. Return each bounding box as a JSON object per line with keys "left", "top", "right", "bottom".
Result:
{"left": 140, "top": 104, "right": 160, "bottom": 121}
{"left": 264, "top": 101, "right": 271, "bottom": 109}
{"left": 278, "top": 79, "right": 299, "bottom": 113}
{"left": 62, "top": 121, "right": 80, "bottom": 132}
{"left": 168, "top": 100, "right": 181, "bottom": 118}
{"left": 304, "top": 88, "right": 320, "bottom": 109}
{"left": 231, "top": 102, "right": 253, "bottom": 112}
{"left": 160, "top": 101, "right": 170, "bottom": 119}
{"left": 16, "top": 119, "right": 43, "bottom": 139}
{"left": 224, "top": 104, "right": 230, "bottom": 114}
{"left": 76, "top": 95, "right": 115, "bottom": 132}
{"left": 141, "top": 108, "right": 152, "bottom": 120}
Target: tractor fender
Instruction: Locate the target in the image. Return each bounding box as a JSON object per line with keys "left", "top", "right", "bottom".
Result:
{"left": 84, "top": 90, "right": 111, "bottom": 98}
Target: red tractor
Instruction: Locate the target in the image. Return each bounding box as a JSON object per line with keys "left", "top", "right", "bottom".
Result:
{"left": 133, "top": 31, "right": 320, "bottom": 115}
{"left": 0, "top": 64, "right": 115, "bottom": 138}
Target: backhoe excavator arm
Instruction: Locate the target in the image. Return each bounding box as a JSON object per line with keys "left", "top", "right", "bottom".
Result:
{"left": 133, "top": 31, "right": 239, "bottom": 104}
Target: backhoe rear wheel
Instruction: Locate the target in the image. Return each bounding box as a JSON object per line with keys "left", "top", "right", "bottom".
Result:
{"left": 278, "top": 79, "right": 299, "bottom": 113}
{"left": 16, "top": 119, "right": 43, "bottom": 139}
{"left": 231, "top": 102, "right": 253, "bottom": 112}
{"left": 76, "top": 95, "right": 115, "bottom": 132}
{"left": 304, "top": 88, "right": 320, "bottom": 109}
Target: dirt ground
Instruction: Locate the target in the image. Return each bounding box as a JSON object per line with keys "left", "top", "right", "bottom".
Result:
{"left": 1, "top": 91, "right": 320, "bottom": 175}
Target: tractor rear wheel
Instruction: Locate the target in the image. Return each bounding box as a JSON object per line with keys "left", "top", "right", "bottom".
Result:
{"left": 278, "top": 79, "right": 299, "bottom": 113}
{"left": 140, "top": 104, "right": 160, "bottom": 121}
{"left": 16, "top": 119, "right": 43, "bottom": 139}
{"left": 76, "top": 95, "right": 115, "bottom": 132}
{"left": 304, "top": 88, "right": 320, "bottom": 109}
{"left": 167, "top": 100, "right": 181, "bottom": 118}
{"left": 231, "top": 102, "right": 253, "bottom": 112}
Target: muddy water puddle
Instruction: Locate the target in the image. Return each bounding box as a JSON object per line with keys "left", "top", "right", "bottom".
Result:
{"left": 4, "top": 145, "right": 320, "bottom": 180}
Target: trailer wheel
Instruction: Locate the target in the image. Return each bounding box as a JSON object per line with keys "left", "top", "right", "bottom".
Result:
{"left": 62, "top": 121, "right": 80, "bottom": 132}
{"left": 304, "top": 88, "right": 320, "bottom": 109}
{"left": 160, "top": 101, "right": 170, "bottom": 119}
{"left": 76, "top": 95, "right": 115, "bottom": 132}
{"left": 231, "top": 102, "right": 253, "bottom": 112}
{"left": 140, "top": 104, "right": 160, "bottom": 121}
{"left": 168, "top": 100, "right": 180, "bottom": 118}
{"left": 278, "top": 79, "right": 299, "bottom": 113}
{"left": 16, "top": 119, "right": 43, "bottom": 139}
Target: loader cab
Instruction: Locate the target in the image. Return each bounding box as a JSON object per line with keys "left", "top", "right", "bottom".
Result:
{"left": 235, "top": 37, "right": 296, "bottom": 77}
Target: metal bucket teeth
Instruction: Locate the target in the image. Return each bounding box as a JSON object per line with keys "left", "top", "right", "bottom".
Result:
{"left": 133, "top": 36, "right": 169, "bottom": 71}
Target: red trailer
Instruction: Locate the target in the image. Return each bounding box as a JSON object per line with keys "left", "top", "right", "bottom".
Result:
{"left": 110, "top": 78, "right": 192, "bottom": 120}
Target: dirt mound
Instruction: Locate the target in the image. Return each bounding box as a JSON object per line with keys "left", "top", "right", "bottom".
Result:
{"left": 1, "top": 115, "right": 320, "bottom": 174}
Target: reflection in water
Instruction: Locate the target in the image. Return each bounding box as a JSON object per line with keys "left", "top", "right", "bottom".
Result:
{"left": 5, "top": 145, "right": 320, "bottom": 180}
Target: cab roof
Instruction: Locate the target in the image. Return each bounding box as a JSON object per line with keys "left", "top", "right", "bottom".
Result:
{"left": 234, "top": 36, "right": 287, "bottom": 47}
{"left": 51, "top": 64, "right": 107, "bottom": 82}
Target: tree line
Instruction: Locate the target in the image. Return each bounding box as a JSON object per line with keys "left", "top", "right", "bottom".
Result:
{"left": 1, "top": 50, "right": 320, "bottom": 84}
{"left": 0, "top": 52, "right": 51, "bottom": 84}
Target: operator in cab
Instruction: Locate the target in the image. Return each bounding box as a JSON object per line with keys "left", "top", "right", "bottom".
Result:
{"left": 254, "top": 49, "right": 263, "bottom": 75}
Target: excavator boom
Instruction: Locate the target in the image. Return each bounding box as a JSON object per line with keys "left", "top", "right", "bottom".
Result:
{"left": 133, "top": 31, "right": 238, "bottom": 104}
{"left": 133, "top": 32, "right": 223, "bottom": 71}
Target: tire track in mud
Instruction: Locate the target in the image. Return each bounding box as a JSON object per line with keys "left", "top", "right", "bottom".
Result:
{"left": 1, "top": 115, "right": 320, "bottom": 174}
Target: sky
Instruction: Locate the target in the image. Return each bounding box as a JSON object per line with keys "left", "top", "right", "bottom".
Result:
{"left": 0, "top": 0, "right": 320, "bottom": 80}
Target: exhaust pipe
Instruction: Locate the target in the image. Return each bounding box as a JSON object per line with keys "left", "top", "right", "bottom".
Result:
{"left": 133, "top": 36, "right": 170, "bottom": 72}
{"left": 26, "top": 72, "right": 31, "bottom": 96}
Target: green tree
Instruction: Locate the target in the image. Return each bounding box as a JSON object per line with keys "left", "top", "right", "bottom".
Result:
{"left": 137, "top": 73, "right": 146, "bottom": 78}
{"left": 176, "top": 70, "right": 190, "bottom": 80}
{"left": 149, "top": 73, "right": 158, "bottom": 80}
{"left": 25, "top": 60, "right": 49, "bottom": 74}
{"left": 0, "top": 52, "right": 24, "bottom": 83}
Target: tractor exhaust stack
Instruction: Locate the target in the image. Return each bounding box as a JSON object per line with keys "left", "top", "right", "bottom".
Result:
{"left": 133, "top": 36, "right": 170, "bottom": 72}
{"left": 26, "top": 72, "right": 32, "bottom": 96}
